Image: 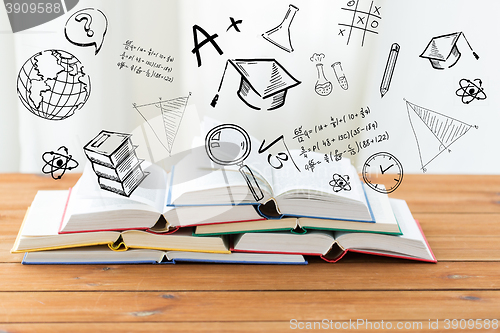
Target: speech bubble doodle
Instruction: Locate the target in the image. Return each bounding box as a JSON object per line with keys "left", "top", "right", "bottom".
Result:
{"left": 65, "top": 8, "right": 108, "bottom": 55}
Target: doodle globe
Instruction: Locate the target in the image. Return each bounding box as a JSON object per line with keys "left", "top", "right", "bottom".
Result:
{"left": 17, "top": 49, "right": 91, "bottom": 120}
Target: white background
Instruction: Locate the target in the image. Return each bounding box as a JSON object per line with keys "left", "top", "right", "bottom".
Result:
{"left": 0, "top": 0, "right": 499, "bottom": 174}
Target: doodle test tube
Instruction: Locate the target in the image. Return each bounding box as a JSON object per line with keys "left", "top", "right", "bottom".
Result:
{"left": 380, "top": 43, "right": 399, "bottom": 98}
{"left": 332, "top": 62, "right": 348, "bottom": 90}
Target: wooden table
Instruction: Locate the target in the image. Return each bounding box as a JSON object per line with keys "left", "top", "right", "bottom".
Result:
{"left": 1, "top": 174, "right": 499, "bottom": 332}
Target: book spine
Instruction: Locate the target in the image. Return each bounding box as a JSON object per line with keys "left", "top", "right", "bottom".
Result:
{"left": 84, "top": 149, "right": 113, "bottom": 167}
{"left": 92, "top": 163, "right": 120, "bottom": 181}
{"left": 84, "top": 138, "right": 134, "bottom": 168}
{"left": 110, "top": 139, "right": 134, "bottom": 167}
{"left": 320, "top": 250, "right": 348, "bottom": 263}
{"left": 92, "top": 152, "right": 141, "bottom": 181}
{"left": 98, "top": 163, "right": 147, "bottom": 197}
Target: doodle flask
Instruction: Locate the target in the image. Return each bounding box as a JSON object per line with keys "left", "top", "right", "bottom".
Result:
{"left": 314, "top": 64, "right": 333, "bottom": 96}
{"left": 262, "top": 4, "right": 299, "bottom": 53}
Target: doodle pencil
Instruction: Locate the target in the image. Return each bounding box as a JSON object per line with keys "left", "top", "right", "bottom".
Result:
{"left": 380, "top": 43, "right": 400, "bottom": 98}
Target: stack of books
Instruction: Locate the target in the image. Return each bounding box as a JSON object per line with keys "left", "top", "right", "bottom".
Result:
{"left": 83, "top": 130, "right": 147, "bottom": 197}
{"left": 11, "top": 152, "right": 436, "bottom": 265}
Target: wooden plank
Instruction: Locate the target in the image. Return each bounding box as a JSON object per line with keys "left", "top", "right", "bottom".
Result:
{"left": 401, "top": 182, "right": 500, "bottom": 214}
{"left": 415, "top": 213, "right": 500, "bottom": 261}
{"left": 378, "top": 174, "right": 500, "bottom": 213}
{"left": 0, "top": 291, "right": 498, "bottom": 323}
{"left": 0, "top": 321, "right": 482, "bottom": 333}
{"left": 0, "top": 210, "right": 26, "bottom": 234}
{"left": 0, "top": 261, "right": 498, "bottom": 292}
{"left": 0, "top": 323, "right": 286, "bottom": 333}
{"left": 427, "top": 236, "right": 500, "bottom": 261}
{"left": 1, "top": 209, "right": 30, "bottom": 263}
{"left": 416, "top": 213, "right": 500, "bottom": 237}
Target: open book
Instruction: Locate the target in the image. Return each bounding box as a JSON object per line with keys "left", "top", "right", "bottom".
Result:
{"left": 21, "top": 245, "right": 307, "bottom": 265}
{"left": 11, "top": 190, "right": 230, "bottom": 254}
{"left": 194, "top": 185, "right": 400, "bottom": 235}
{"left": 61, "top": 147, "right": 389, "bottom": 233}
{"left": 169, "top": 149, "right": 383, "bottom": 223}
{"left": 232, "top": 198, "right": 436, "bottom": 263}
{"left": 58, "top": 161, "right": 264, "bottom": 233}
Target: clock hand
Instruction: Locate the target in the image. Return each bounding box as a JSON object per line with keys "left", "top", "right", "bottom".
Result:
{"left": 381, "top": 164, "right": 394, "bottom": 174}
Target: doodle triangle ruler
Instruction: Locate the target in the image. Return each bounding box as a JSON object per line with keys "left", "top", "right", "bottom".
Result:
{"left": 133, "top": 93, "right": 191, "bottom": 156}
{"left": 405, "top": 99, "right": 473, "bottom": 171}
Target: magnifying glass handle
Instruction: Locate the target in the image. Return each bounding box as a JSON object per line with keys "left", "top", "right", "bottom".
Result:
{"left": 239, "top": 165, "right": 264, "bottom": 201}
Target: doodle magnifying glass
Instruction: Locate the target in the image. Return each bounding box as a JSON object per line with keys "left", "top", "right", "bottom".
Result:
{"left": 205, "top": 124, "right": 264, "bottom": 201}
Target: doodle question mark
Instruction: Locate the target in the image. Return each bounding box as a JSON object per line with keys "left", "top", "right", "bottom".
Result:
{"left": 75, "top": 13, "right": 94, "bottom": 37}
{"left": 65, "top": 8, "right": 108, "bottom": 55}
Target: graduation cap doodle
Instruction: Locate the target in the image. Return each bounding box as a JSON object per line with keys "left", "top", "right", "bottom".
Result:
{"left": 211, "top": 59, "right": 301, "bottom": 111}
{"left": 419, "top": 32, "right": 479, "bottom": 70}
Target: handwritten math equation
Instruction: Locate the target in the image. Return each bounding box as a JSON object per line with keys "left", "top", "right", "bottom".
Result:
{"left": 290, "top": 106, "right": 391, "bottom": 172}
{"left": 117, "top": 40, "right": 175, "bottom": 83}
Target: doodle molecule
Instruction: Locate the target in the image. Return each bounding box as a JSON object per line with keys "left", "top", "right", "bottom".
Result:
{"left": 329, "top": 174, "right": 351, "bottom": 192}
{"left": 42, "top": 146, "right": 79, "bottom": 180}
{"left": 455, "top": 78, "right": 486, "bottom": 104}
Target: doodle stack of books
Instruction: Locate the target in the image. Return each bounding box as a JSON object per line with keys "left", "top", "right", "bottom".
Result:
{"left": 83, "top": 130, "right": 148, "bottom": 197}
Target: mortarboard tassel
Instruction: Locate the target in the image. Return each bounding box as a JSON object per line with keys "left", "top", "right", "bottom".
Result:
{"left": 210, "top": 94, "right": 219, "bottom": 107}
{"left": 210, "top": 60, "right": 230, "bottom": 108}
{"left": 461, "top": 32, "right": 479, "bottom": 60}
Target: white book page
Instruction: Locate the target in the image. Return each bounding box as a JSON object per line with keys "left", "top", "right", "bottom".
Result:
{"left": 66, "top": 196, "right": 160, "bottom": 217}
{"left": 166, "top": 143, "right": 273, "bottom": 205}
{"left": 233, "top": 230, "right": 335, "bottom": 255}
{"left": 168, "top": 164, "right": 251, "bottom": 204}
{"left": 335, "top": 199, "right": 431, "bottom": 260}
{"left": 364, "top": 187, "right": 398, "bottom": 227}
{"left": 271, "top": 151, "right": 366, "bottom": 204}
{"left": 74, "top": 161, "right": 168, "bottom": 213}
{"left": 335, "top": 198, "right": 422, "bottom": 242}
{"left": 22, "top": 190, "right": 69, "bottom": 236}
{"left": 388, "top": 198, "right": 423, "bottom": 241}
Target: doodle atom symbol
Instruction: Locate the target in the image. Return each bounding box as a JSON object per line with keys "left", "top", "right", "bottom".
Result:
{"left": 42, "top": 146, "right": 79, "bottom": 180}
{"left": 455, "top": 78, "right": 486, "bottom": 104}
{"left": 329, "top": 174, "right": 351, "bottom": 192}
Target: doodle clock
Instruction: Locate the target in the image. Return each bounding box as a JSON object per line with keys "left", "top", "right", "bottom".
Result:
{"left": 362, "top": 152, "right": 403, "bottom": 194}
